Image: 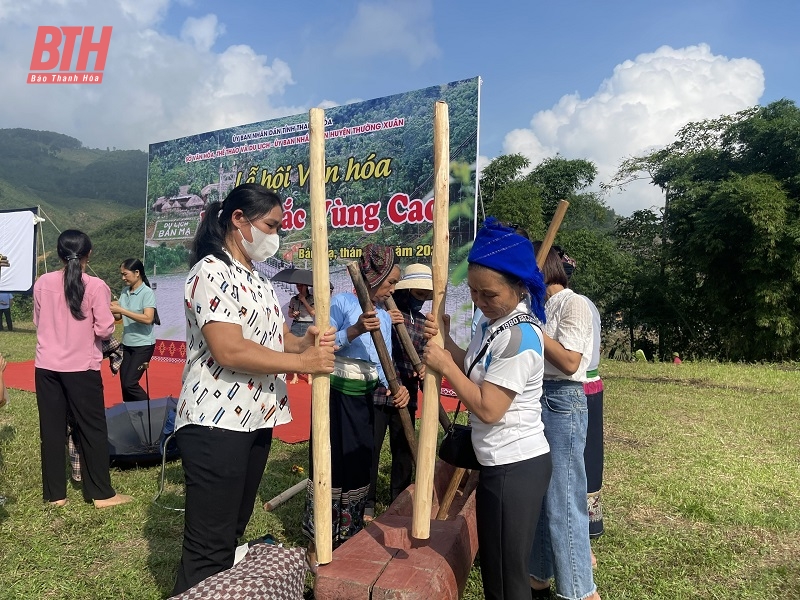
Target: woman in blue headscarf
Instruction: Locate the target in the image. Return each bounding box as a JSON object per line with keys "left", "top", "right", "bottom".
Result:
{"left": 423, "top": 218, "right": 552, "bottom": 600}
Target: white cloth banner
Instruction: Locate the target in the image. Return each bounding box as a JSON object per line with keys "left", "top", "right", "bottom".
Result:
{"left": 0, "top": 208, "right": 38, "bottom": 292}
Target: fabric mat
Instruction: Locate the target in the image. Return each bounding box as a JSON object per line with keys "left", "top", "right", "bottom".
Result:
{"left": 169, "top": 543, "right": 307, "bottom": 600}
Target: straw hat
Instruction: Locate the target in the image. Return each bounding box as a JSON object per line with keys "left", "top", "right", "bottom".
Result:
{"left": 395, "top": 263, "right": 433, "bottom": 291}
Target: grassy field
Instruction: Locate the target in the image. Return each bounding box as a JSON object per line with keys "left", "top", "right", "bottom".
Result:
{"left": 1, "top": 324, "right": 799, "bottom": 599}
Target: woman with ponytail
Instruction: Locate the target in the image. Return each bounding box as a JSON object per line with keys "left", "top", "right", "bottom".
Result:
{"left": 172, "top": 183, "right": 336, "bottom": 595}
{"left": 33, "top": 230, "right": 132, "bottom": 509}
{"left": 528, "top": 243, "right": 599, "bottom": 600}
{"left": 111, "top": 258, "right": 160, "bottom": 402}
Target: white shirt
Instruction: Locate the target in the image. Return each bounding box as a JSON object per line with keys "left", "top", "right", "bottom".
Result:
{"left": 466, "top": 303, "right": 550, "bottom": 466}
{"left": 582, "top": 295, "right": 601, "bottom": 379}
{"left": 542, "top": 289, "right": 593, "bottom": 382}
{"left": 177, "top": 252, "right": 291, "bottom": 432}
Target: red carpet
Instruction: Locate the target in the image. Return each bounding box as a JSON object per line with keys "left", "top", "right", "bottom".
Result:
{"left": 4, "top": 361, "right": 460, "bottom": 444}
{"left": 2, "top": 359, "right": 184, "bottom": 409}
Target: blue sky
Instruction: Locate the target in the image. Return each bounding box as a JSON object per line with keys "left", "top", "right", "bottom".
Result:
{"left": 0, "top": 0, "right": 797, "bottom": 214}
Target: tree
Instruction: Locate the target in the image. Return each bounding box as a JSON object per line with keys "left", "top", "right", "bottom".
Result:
{"left": 478, "top": 153, "right": 529, "bottom": 213}
{"left": 479, "top": 153, "right": 627, "bottom": 345}
{"left": 607, "top": 100, "right": 800, "bottom": 360}
{"left": 487, "top": 180, "right": 544, "bottom": 238}
{"left": 610, "top": 209, "right": 662, "bottom": 354}
{"left": 526, "top": 156, "right": 597, "bottom": 220}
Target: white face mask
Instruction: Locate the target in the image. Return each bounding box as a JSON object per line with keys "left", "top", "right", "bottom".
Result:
{"left": 240, "top": 220, "right": 280, "bottom": 262}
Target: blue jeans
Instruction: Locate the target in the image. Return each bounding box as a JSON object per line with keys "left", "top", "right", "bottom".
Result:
{"left": 529, "top": 380, "right": 596, "bottom": 600}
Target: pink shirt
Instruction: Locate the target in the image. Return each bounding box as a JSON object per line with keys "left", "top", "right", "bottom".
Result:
{"left": 34, "top": 271, "right": 115, "bottom": 372}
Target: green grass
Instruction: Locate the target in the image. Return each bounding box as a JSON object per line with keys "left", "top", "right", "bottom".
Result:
{"left": 1, "top": 325, "right": 799, "bottom": 599}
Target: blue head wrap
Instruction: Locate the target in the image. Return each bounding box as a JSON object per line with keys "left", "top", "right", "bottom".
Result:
{"left": 467, "top": 217, "right": 547, "bottom": 323}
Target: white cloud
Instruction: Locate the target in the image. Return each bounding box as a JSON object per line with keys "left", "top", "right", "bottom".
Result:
{"left": 0, "top": 1, "right": 304, "bottom": 150}
{"left": 335, "top": 0, "right": 440, "bottom": 67}
{"left": 180, "top": 14, "right": 224, "bottom": 52}
{"left": 0, "top": 0, "right": 75, "bottom": 23}
{"left": 503, "top": 44, "right": 765, "bottom": 215}
{"left": 117, "top": 0, "right": 170, "bottom": 26}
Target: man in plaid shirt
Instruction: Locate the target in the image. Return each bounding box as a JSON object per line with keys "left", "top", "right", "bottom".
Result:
{"left": 367, "top": 264, "right": 433, "bottom": 520}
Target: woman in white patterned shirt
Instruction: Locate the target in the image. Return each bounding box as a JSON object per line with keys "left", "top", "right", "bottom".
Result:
{"left": 172, "top": 183, "right": 335, "bottom": 596}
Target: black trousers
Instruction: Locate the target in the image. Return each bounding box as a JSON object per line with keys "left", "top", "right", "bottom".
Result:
{"left": 476, "top": 453, "right": 552, "bottom": 600}
{"left": 0, "top": 308, "right": 11, "bottom": 330}
{"left": 120, "top": 344, "right": 155, "bottom": 402}
{"left": 34, "top": 368, "right": 115, "bottom": 502}
{"left": 368, "top": 402, "right": 416, "bottom": 508}
{"left": 172, "top": 425, "right": 273, "bottom": 596}
{"left": 585, "top": 389, "right": 604, "bottom": 493}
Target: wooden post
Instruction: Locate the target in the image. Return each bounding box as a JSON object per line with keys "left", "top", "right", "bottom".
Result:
{"left": 384, "top": 295, "right": 451, "bottom": 431}
{"left": 413, "top": 101, "right": 449, "bottom": 540}
{"left": 536, "top": 200, "right": 570, "bottom": 269}
{"left": 308, "top": 107, "right": 333, "bottom": 565}
{"left": 435, "top": 468, "right": 466, "bottom": 520}
{"left": 345, "top": 263, "right": 418, "bottom": 464}
{"left": 264, "top": 478, "right": 309, "bottom": 511}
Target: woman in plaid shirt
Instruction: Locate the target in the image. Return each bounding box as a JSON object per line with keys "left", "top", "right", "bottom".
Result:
{"left": 366, "top": 263, "right": 432, "bottom": 520}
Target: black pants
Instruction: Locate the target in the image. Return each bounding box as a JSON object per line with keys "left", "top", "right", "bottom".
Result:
{"left": 34, "top": 368, "right": 115, "bottom": 502}
{"left": 120, "top": 344, "right": 155, "bottom": 402}
{"left": 0, "top": 308, "right": 11, "bottom": 331}
{"left": 172, "top": 425, "right": 273, "bottom": 596}
{"left": 367, "top": 402, "right": 416, "bottom": 509}
{"left": 476, "top": 453, "right": 552, "bottom": 600}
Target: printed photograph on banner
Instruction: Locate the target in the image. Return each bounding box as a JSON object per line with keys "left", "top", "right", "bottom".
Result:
{"left": 144, "top": 77, "right": 480, "bottom": 353}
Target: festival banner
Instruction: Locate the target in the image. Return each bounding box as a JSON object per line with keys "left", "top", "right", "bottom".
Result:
{"left": 144, "top": 77, "right": 480, "bottom": 360}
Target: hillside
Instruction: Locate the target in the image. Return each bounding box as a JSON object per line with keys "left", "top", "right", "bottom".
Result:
{"left": 0, "top": 129, "right": 147, "bottom": 206}
{"left": 0, "top": 128, "right": 147, "bottom": 234}
{"left": 0, "top": 128, "right": 149, "bottom": 301}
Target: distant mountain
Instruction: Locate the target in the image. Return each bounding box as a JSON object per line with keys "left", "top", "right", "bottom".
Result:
{"left": 0, "top": 128, "right": 148, "bottom": 211}
{"left": 0, "top": 128, "right": 149, "bottom": 297}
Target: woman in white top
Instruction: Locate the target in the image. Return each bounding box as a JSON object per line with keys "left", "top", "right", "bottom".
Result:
{"left": 171, "top": 183, "right": 336, "bottom": 596}
{"left": 528, "top": 243, "right": 600, "bottom": 600}
{"left": 424, "top": 218, "right": 552, "bottom": 600}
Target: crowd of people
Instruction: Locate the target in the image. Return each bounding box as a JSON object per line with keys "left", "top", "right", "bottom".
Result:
{"left": 9, "top": 182, "right": 609, "bottom": 599}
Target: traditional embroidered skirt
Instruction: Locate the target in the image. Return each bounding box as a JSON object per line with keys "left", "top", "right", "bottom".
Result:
{"left": 303, "top": 357, "right": 378, "bottom": 545}
{"left": 584, "top": 375, "right": 604, "bottom": 538}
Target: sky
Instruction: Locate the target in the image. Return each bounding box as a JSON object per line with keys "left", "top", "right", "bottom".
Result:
{"left": 0, "top": 0, "right": 797, "bottom": 215}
